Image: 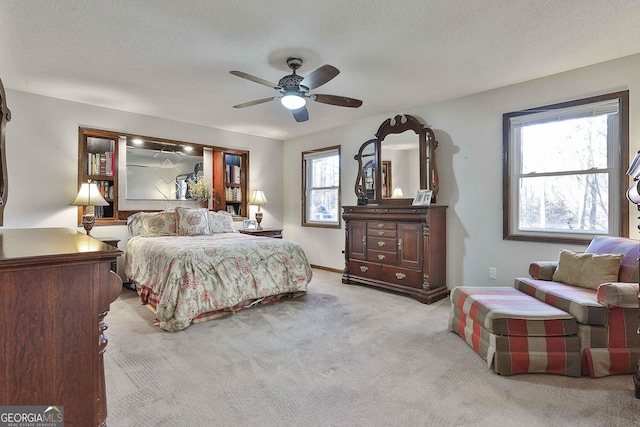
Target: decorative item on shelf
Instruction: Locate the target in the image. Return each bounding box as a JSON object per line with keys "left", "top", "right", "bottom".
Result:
{"left": 187, "top": 176, "right": 213, "bottom": 208}
{"left": 71, "top": 180, "right": 109, "bottom": 235}
{"left": 391, "top": 187, "right": 404, "bottom": 199}
{"left": 250, "top": 190, "right": 268, "bottom": 230}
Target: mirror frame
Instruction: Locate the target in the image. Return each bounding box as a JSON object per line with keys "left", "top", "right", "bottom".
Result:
{"left": 0, "top": 78, "right": 10, "bottom": 225}
{"left": 355, "top": 114, "right": 438, "bottom": 205}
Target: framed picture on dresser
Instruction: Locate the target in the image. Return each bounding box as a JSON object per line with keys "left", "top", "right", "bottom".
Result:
{"left": 243, "top": 219, "right": 257, "bottom": 230}
{"left": 412, "top": 189, "right": 432, "bottom": 206}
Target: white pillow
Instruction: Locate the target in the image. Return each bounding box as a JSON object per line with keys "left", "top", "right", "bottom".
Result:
{"left": 208, "top": 210, "right": 237, "bottom": 233}
{"left": 127, "top": 212, "right": 144, "bottom": 237}
{"left": 175, "top": 207, "right": 211, "bottom": 236}
{"left": 139, "top": 211, "right": 177, "bottom": 236}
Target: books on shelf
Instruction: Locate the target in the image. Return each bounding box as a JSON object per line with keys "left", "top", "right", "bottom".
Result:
{"left": 94, "top": 180, "right": 114, "bottom": 200}
{"left": 225, "top": 186, "right": 242, "bottom": 202}
{"left": 225, "top": 204, "right": 241, "bottom": 216}
{"left": 225, "top": 164, "right": 241, "bottom": 184}
{"left": 88, "top": 151, "right": 115, "bottom": 176}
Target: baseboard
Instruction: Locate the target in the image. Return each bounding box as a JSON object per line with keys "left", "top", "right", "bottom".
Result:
{"left": 310, "top": 264, "right": 343, "bottom": 274}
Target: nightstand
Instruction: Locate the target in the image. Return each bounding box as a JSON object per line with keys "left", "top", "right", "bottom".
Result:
{"left": 97, "top": 237, "right": 120, "bottom": 272}
{"left": 239, "top": 228, "right": 283, "bottom": 239}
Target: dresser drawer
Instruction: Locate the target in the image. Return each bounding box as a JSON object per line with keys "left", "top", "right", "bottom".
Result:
{"left": 367, "top": 236, "right": 397, "bottom": 252}
{"left": 348, "top": 260, "right": 381, "bottom": 280}
{"left": 367, "top": 250, "right": 398, "bottom": 264}
{"left": 368, "top": 222, "right": 396, "bottom": 231}
{"left": 381, "top": 265, "right": 424, "bottom": 289}
{"left": 367, "top": 228, "right": 397, "bottom": 238}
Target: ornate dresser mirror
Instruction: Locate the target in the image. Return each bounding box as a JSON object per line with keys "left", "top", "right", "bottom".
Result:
{"left": 354, "top": 114, "right": 438, "bottom": 205}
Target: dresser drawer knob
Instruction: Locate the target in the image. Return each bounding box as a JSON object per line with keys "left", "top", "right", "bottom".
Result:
{"left": 378, "top": 254, "right": 385, "bottom": 260}
{"left": 395, "top": 272, "right": 406, "bottom": 279}
{"left": 377, "top": 224, "right": 384, "bottom": 228}
{"left": 377, "top": 241, "right": 385, "bottom": 247}
{"left": 360, "top": 266, "right": 369, "bottom": 272}
{"left": 378, "top": 231, "right": 384, "bottom": 235}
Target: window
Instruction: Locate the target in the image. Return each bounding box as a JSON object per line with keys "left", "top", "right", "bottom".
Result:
{"left": 503, "top": 91, "right": 629, "bottom": 243}
{"left": 302, "top": 146, "right": 341, "bottom": 228}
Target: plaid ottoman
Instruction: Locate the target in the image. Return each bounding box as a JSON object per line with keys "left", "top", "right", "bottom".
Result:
{"left": 449, "top": 286, "right": 582, "bottom": 377}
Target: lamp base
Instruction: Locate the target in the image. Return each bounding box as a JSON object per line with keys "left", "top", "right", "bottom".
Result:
{"left": 82, "top": 214, "right": 95, "bottom": 235}
{"left": 255, "top": 211, "right": 263, "bottom": 230}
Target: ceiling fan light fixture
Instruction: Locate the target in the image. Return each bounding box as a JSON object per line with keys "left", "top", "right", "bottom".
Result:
{"left": 280, "top": 93, "right": 306, "bottom": 110}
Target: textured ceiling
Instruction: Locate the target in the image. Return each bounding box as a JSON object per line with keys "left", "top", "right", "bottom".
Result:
{"left": 2, "top": 0, "right": 640, "bottom": 140}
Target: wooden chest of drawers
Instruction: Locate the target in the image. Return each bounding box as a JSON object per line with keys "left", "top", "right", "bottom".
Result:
{"left": 342, "top": 205, "right": 447, "bottom": 303}
{"left": 0, "top": 229, "right": 122, "bottom": 426}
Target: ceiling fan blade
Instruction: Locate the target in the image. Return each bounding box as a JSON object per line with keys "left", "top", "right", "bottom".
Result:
{"left": 300, "top": 65, "right": 339, "bottom": 90}
{"left": 229, "top": 71, "right": 280, "bottom": 89}
{"left": 313, "top": 94, "right": 363, "bottom": 108}
{"left": 233, "top": 97, "right": 275, "bottom": 108}
{"left": 292, "top": 106, "right": 309, "bottom": 122}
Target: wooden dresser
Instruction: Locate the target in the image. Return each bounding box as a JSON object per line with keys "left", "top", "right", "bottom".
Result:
{"left": 0, "top": 228, "right": 122, "bottom": 426}
{"left": 342, "top": 205, "right": 447, "bottom": 303}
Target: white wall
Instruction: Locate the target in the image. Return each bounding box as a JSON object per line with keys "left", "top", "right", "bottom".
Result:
{"left": 4, "top": 54, "right": 640, "bottom": 288}
{"left": 283, "top": 53, "right": 640, "bottom": 288}
{"left": 3, "top": 90, "right": 283, "bottom": 254}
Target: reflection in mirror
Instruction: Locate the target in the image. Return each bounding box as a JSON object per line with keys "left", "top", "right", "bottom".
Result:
{"left": 364, "top": 159, "right": 375, "bottom": 199}
{"left": 354, "top": 138, "right": 377, "bottom": 203}
{"left": 126, "top": 141, "right": 204, "bottom": 200}
{"left": 381, "top": 133, "right": 420, "bottom": 199}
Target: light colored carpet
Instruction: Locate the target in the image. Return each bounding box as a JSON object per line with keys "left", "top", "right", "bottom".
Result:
{"left": 104, "top": 269, "right": 639, "bottom": 427}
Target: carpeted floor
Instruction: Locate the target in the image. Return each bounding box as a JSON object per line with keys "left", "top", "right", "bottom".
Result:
{"left": 104, "top": 269, "right": 639, "bottom": 426}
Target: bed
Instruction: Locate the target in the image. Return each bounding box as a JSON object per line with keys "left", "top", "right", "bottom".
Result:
{"left": 124, "top": 207, "right": 313, "bottom": 331}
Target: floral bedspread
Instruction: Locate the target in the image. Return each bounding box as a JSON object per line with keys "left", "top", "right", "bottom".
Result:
{"left": 124, "top": 233, "right": 313, "bottom": 331}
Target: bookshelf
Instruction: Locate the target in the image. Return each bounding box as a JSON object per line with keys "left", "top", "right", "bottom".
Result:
{"left": 77, "top": 127, "right": 250, "bottom": 225}
{"left": 213, "top": 148, "right": 248, "bottom": 218}
{"left": 78, "top": 128, "right": 118, "bottom": 224}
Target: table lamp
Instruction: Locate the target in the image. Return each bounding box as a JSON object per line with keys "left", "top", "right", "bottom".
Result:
{"left": 71, "top": 181, "right": 109, "bottom": 235}
{"left": 391, "top": 187, "right": 404, "bottom": 198}
{"left": 250, "top": 190, "right": 268, "bottom": 230}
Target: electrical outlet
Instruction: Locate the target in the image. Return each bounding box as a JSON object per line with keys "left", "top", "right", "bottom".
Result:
{"left": 489, "top": 268, "right": 497, "bottom": 279}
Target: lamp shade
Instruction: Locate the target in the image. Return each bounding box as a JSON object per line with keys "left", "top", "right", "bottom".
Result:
{"left": 71, "top": 182, "right": 109, "bottom": 207}
{"left": 391, "top": 187, "right": 404, "bottom": 198}
{"left": 250, "top": 190, "right": 268, "bottom": 206}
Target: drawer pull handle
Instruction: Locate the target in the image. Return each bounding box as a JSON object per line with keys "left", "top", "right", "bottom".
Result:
{"left": 378, "top": 231, "right": 384, "bottom": 235}
{"left": 377, "top": 224, "right": 384, "bottom": 228}
{"left": 378, "top": 241, "right": 385, "bottom": 247}
{"left": 395, "top": 272, "right": 406, "bottom": 280}
{"left": 360, "top": 266, "right": 369, "bottom": 272}
{"left": 378, "top": 254, "right": 385, "bottom": 260}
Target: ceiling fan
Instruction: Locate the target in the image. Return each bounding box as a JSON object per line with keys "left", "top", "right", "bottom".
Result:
{"left": 230, "top": 57, "right": 363, "bottom": 122}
